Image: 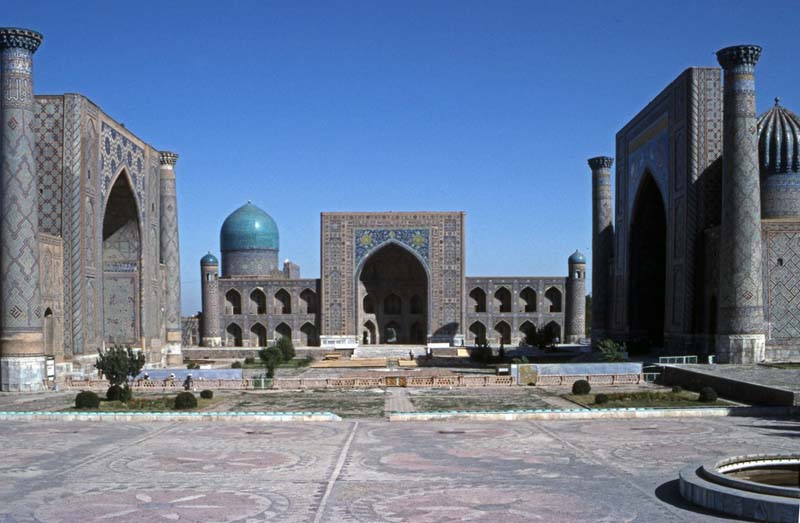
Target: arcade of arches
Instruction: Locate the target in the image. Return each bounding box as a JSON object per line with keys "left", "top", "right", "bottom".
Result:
{"left": 358, "top": 243, "right": 428, "bottom": 344}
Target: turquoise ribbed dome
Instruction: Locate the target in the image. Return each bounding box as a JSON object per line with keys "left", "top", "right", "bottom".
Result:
{"left": 200, "top": 252, "right": 218, "bottom": 266}
{"left": 569, "top": 250, "right": 586, "bottom": 264}
{"left": 220, "top": 203, "right": 279, "bottom": 252}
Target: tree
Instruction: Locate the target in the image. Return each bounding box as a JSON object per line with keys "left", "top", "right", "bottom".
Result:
{"left": 95, "top": 346, "right": 145, "bottom": 387}
{"left": 258, "top": 346, "right": 283, "bottom": 378}
{"left": 597, "top": 338, "right": 627, "bottom": 362}
{"left": 276, "top": 336, "right": 295, "bottom": 362}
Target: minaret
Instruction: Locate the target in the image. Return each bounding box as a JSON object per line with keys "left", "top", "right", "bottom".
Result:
{"left": 159, "top": 151, "right": 183, "bottom": 365}
{"left": 0, "top": 28, "right": 44, "bottom": 391}
{"left": 200, "top": 253, "right": 221, "bottom": 347}
{"left": 565, "top": 251, "right": 587, "bottom": 343}
{"left": 589, "top": 156, "right": 614, "bottom": 344}
{"left": 715, "top": 45, "right": 766, "bottom": 363}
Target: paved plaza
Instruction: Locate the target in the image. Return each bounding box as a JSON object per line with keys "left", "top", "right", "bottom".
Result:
{"left": 1, "top": 415, "right": 798, "bottom": 522}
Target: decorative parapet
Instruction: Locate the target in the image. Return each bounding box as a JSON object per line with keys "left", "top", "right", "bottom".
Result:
{"left": 158, "top": 151, "right": 179, "bottom": 167}
{"left": 716, "top": 45, "right": 762, "bottom": 70}
{"left": 0, "top": 28, "right": 42, "bottom": 52}
{"left": 588, "top": 156, "right": 614, "bottom": 171}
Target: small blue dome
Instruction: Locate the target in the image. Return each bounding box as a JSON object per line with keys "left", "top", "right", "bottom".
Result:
{"left": 200, "top": 252, "right": 218, "bottom": 266}
{"left": 569, "top": 250, "right": 586, "bottom": 264}
{"left": 220, "top": 202, "right": 279, "bottom": 252}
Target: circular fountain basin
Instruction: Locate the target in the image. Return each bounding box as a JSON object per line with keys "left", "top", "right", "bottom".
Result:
{"left": 679, "top": 454, "right": 799, "bottom": 522}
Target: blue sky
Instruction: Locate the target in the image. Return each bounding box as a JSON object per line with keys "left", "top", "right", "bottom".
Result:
{"left": 9, "top": 0, "right": 800, "bottom": 314}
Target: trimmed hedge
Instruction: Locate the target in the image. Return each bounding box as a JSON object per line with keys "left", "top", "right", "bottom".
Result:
{"left": 174, "top": 392, "right": 198, "bottom": 410}
{"left": 200, "top": 389, "right": 214, "bottom": 399}
{"left": 698, "top": 386, "right": 718, "bottom": 403}
{"left": 594, "top": 393, "right": 609, "bottom": 404}
{"left": 572, "top": 379, "right": 591, "bottom": 395}
{"left": 75, "top": 390, "right": 100, "bottom": 409}
{"left": 106, "top": 385, "right": 122, "bottom": 401}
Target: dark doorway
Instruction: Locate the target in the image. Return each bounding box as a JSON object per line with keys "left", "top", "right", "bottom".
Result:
{"left": 628, "top": 173, "right": 667, "bottom": 345}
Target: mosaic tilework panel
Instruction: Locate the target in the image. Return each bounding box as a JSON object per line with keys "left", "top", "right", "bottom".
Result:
{"left": 764, "top": 227, "right": 800, "bottom": 340}
{"left": 103, "top": 275, "right": 137, "bottom": 344}
{"left": 34, "top": 98, "right": 63, "bottom": 235}
{"left": 100, "top": 121, "right": 146, "bottom": 219}
{"left": 354, "top": 228, "right": 429, "bottom": 266}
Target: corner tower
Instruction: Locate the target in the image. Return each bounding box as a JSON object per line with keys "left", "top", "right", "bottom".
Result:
{"left": 200, "top": 253, "right": 221, "bottom": 347}
{"left": 159, "top": 151, "right": 182, "bottom": 362}
{"left": 589, "top": 156, "right": 614, "bottom": 344}
{"left": 565, "top": 251, "right": 587, "bottom": 343}
{"left": 715, "top": 45, "right": 766, "bottom": 363}
{"left": 0, "top": 28, "right": 44, "bottom": 391}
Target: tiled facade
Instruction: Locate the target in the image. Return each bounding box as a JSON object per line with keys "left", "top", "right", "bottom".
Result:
{"left": 594, "top": 46, "right": 800, "bottom": 362}
{"left": 0, "top": 28, "right": 181, "bottom": 390}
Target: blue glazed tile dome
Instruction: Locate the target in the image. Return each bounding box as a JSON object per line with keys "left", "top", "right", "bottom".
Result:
{"left": 220, "top": 202, "right": 279, "bottom": 252}
{"left": 569, "top": 250, "right": 586, "bottom": 264}
{"left": 200, "top": 252, "right": 218, "bottom": 266}
{"left": 758, "top": 98, "right": 800, "bottom": 175}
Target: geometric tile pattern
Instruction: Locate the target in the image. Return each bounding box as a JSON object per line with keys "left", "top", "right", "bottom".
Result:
{"left": 765, "top": 229, "right": 800, "bottom": 339}
{"left": 34, "top": 97, "right": 63, "bottom": 235}
{"left": 159, "top": 153, "right": 181, "bottom": 334}
{"left": 0, "top": 45, "right": 42, "bottom": 333}
{"left": 354, "top": 228, "right": 430, "bottom": 266}
{"left": 100, "top": 122, "right": 145, "bottom": 218}
{"left": 716, "top": 45, "right": 765, "bottom": 335}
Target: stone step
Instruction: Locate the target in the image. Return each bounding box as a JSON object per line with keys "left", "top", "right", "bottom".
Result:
{"left": 352, "top": 345, "right": 429, "bottom": 360}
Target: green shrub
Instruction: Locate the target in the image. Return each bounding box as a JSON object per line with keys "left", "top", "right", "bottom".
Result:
{"left": 594, "top": 393, "right": 609, "bottom": 404}
{"left": 200, "top": 389, "right": 213, "bottom": 399}
{"left": 95, "top": 345, "right": 145, "bottom": 387}
{"left": 597, "top": 339, "right": 627, "bottom": 362}
{"left": 174, "top": 391, "right": 198, "bottom": 410}
{"left": 572, "top": 379, "right": 591, "bottom": 395}
{"left": 120, "top": 384, "right": 132, "bottom": 402}
{"left": 75, "top": 390, "right": 100, "bottom": 409}
{"left": 244, "top": 356, "right": 255, "bottom": 364}
{"left": 231, "top": 361, "right": 242, "bottom": 369}
{"left": 259, "top": 346, "right": 284, "bottom": 378}
{"left": 671, "top": 385, "right": 683, "bottom": 394}
{"left": 106, "top": 384, "right": 122, "bottom": 401}
{"left": 186, "top": 362, "right": 199, "bottom": 370}
{"left": 276, "top": 336, "right": 295, "bottom": 362}
{"left": 698, "top": 387, "right": 718, "bottom": 403}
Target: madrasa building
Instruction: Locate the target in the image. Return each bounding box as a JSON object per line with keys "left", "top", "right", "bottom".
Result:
{"left": 0, "top": 28, "right": 182, "bottom": 391}
{"left": 196, "top": 206, "right": 587, "bottom": 353}
{"left": 589, "top": 44, "right": 800, "bottom": 364}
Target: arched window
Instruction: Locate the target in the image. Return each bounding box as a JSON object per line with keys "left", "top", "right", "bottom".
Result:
{"left": 225, "top": 290, "right": 242, "bottom": 315}
{"left": 250, "top": 323, "right": 267, "bottom": 347}
{"left": 384, "top": 321, "right": 401, "bottom": 343}
{"left": 275, "top": 322, "right": 291, "bottom": 341}
{"left": 469, "top": 321, "right": 487, "bottom": 346}
{"left": 519, "top": 320, "right": 536, "bottom": 346}
{"left": 363, "top": 294, "right": 375, "bottom": 314}
{"left": 544, "top": 321, "right": 561, "bottom": 344}
{"left": 274, "top": 289, "right": 291, "bottom": 314}
{"left": 495, "top": 321, "right": 511, "bottom": 345}
{"left": 545, "top": 287, "right": 562, "bottom": 313}
{"left": 363, "top": 320, "right": 377, "bottom": 345}
{"left": 384, "top": 294, "right": 401, "bottom": 315}
{"left": 300, "top": 289, "right": 317, "bottom": 314}
{"left": 494, "top": 287, "right": 511, "bottom": 313}
{"left": 300, "top": 322, "right": 318, "bottom": 346}
{"left": 250, "top": 289, "right": 267, "bottom": 314}
{"left": 520, "top": 287, "right": 537, "bottom": 313}
{"left": 469, "top": 288, "right": 486, "bottom": 313}
{"left": 226, "top": 323, "right": 243, "bottom": 347}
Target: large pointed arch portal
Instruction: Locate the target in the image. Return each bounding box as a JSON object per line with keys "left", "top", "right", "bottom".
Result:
{"left": 628, "top": 172, "right": 666, "bottom": 345}
{"left": 102, "top": 172, "right": 141, "bottom": 345}
{"left": 356, "top": 242, "right": 428, "bottom": 345}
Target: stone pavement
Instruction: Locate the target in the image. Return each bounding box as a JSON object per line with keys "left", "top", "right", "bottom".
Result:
{"left": 384, "top": 389, "right": 415, "bottom": 412}
{"left": 1, "top": 415, "right": 798, "bottom": 522}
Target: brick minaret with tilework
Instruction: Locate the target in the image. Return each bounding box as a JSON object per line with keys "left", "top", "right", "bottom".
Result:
{"left": 589, "top": 156, "right": 613, "bottom": 345}
{"left": 159, "top": 151, "right": 183, "bottom": 364}
{"left": 200, "top": 253, "right": 221, "bottom": 347}
{"left": 565, "top": 251, "right": 587, "bottom": 343}
{"left": 0, "top": 28, "right": 45, "bottom": 391}
{"left": 715, "top": 45, "right": 766, "bottom": 363}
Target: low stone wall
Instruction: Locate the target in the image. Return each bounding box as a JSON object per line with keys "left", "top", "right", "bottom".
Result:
{"left": 64, "top": 379, "right": 254, "bottom": 391}
{"left": 272, "top": 375, "right": 514, "bottom": 389}
{"left": 390, "top": 406, "right": 797, "bottom": 422}
{"left": 660, "top": 365, "right": 799, "bottom": 406}
{"left": 534, "top": 374, "right": 643, "bottom": 386}
{"left": 0, "top": 411, "right": 342, "bottom": 422}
